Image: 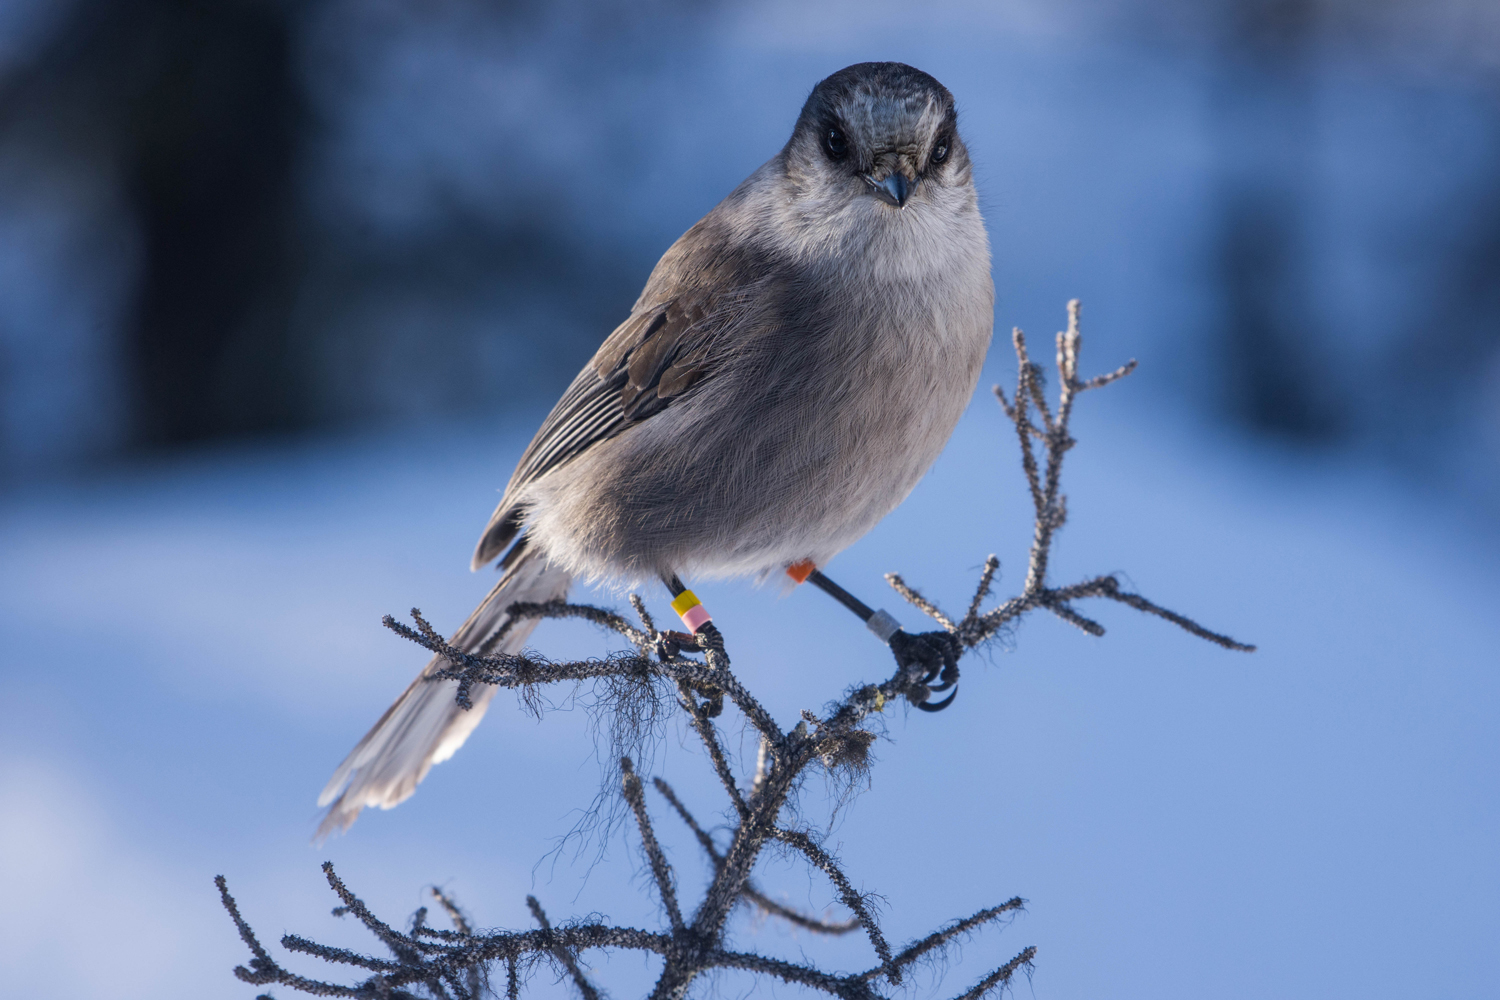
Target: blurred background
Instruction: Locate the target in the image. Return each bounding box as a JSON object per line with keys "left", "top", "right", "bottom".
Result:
{"left": 1, "top": 1, "right": 1497, "bottom": 998}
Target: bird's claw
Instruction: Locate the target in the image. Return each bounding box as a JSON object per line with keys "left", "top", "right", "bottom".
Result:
{"left": 888, "top": 629, "right": 962, "bottom": 710}
{"left": 913, "top": 688, "right": 958, "bottom": 712}
{"left": 692, "top": 622, "right": 729, "bottom": 663}
{"left": 656, "top": 629, "right": 726, "bottom": 717}
{"left": 656, "top": 630, "right": 699, "bottom": 661}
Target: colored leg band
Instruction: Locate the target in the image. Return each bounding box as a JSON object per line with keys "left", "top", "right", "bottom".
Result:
{"left": 786, "top": 559, "right": 817, "bottom": 584}
{"left": 671, "top": 589, "right": 713, "bottom": 631}
{"left": 865, "top": 609, "right": 902, "bottom": 643}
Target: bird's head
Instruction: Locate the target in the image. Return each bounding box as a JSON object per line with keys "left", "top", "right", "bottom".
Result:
{"left": 785, "top": 62, "right": 970, "bottom": 213}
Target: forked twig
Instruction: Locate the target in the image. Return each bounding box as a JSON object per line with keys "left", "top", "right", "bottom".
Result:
{"left": 953, "top": 946, "right": 1037, "bottom": 1000}
{"left": 528, "top": 896, "right": 601, "bottom": 1000}
{"left": 864, "top": 898, "right": 1027, "bottom": 981}
{"left": 889, "top": 300, "right": 1252, "bottom": 657}
{"left": 653, "top": 777, "right": 858, "bottom": 935}
{"left": 621, "top": 758, "right": 684, "bottom": 933}
{"left": 675, "top": 681, "right": 749, "bottom": 818}
{"left": 771, "top": 827, "right": 894, "bottom": 980}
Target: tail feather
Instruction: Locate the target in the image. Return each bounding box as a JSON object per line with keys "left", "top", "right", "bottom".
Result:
{"left": 316, "top": 546, "right": 571, "bottom": 838}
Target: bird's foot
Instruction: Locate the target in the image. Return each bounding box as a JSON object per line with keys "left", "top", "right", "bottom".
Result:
{"left": 692, "top": 622, "right": 729, "bottom": 662}
{"left": 655, "top": 624, "right": 728, "bottom": 659}
{"left": 656, "top": 630, "right": 700, "bottom": 660}
{"left": 888, "top": 630, "right": 962, "bottom": 712}
{"left": 655, "top": 628, "right": 726, "bottom": 717}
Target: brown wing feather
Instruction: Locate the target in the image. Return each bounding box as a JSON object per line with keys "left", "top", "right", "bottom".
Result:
{"left": 470, "top": 292, "right": 722, "bottom": 568}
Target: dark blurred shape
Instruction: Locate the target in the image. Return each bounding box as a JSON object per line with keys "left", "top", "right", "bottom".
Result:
{"left": 0, "top": 0, "right": 306, "bottom": 447}
{"left": 123, "top": 0, "right": 304, "bottom": 444}
{"left": 1391, "top": 90, "right": 1500, "bottom": 454}
{"left": 1211, "top": 0, "right": 1339, "bottom": 439}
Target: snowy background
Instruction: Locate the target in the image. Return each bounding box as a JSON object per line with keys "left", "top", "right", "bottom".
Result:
{"left": 1, "top": 1, "right": 1498, "bottom": 998}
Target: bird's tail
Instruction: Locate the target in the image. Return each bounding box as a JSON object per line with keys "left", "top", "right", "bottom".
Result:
{"left": 316, "top": 544, "right": 570, "bottom": 839}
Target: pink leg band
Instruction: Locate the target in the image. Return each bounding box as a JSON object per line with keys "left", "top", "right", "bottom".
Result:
{"left": 680, "top": 604, "right": 712, "bottom": 631}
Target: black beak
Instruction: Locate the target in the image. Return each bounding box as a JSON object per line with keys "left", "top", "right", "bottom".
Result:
{"left": 864, "top": 172, "right": 910, "bottom": 208}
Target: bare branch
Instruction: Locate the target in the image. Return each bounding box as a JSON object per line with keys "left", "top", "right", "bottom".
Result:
{"left": 1079, "top": 358, "right": 1138, "bottom": 391}
{"left": 965, "top": 555, "right": 1000, "bottom": 624}
{"left": 225, "top": 864, "right": 677, "bottom": 997}
{"left": 652, "top": 777, "right": 719, "bottom": 861}
{"left": 527, "top": 896, "right": 602, "bottom": 1000}
{"left": 279, "top": 934, "right": 406, "bottom": 975}
{"left": 671, "top": 657, "right": 782, "bottom": 744}
{"left": 741, "top": 888, "right": 862, "bottom": 936}
{"left": 708, "top": 950, "right": 878, "bottom": 1000}
{"left": 322, "top": 862, "right": 423, "bottom": 967}
{"left": 386, "top": 608, "right": 786, "bottom": 743}
{"left": 653, "top": 778, "right": 859, "bottom": 936}
{"left": 1046, "top": 601, "right": 1107, "bottom": 637}
{"left": 884, "top": 573, "right": 957, "bottom": 630}
{"left": 1006, "top": 332, "right": 1048, "bottom": 517}
{"left": 864, "top": 899, "right": 1026, "bottom": 980}
{"left": 992, "top": 384, "right": 1045, "bottom": 439}
{"left": 496, "top": 598, "right": 647, "bottom": 648}
{"left": 771, "top": 827, "right": 894, "bottom": 981}
{"left": 955, "top": 302, "right": 1252, "bottom": 657}
{"left": 675, "top": 682, "right": 749, "bottom": 818}
{"left": 1097, "top": 580, "right": 1257, "bottom": 651}
{"left": 1025, "top": 361, "right": 1055, "bottom": 435}
{"left": 427, "top": 888, "right": 481, "bottom": 999}
{"left": 629, "top": 593, "right": 658, "bottom": 636}
{"left": 216, "top": 876, "right": 292, "bottom": 990}
{"left": 621, "top": 758, "right": 685, "bottom": 932}
{"left": 951, "top": 945, "right": 1037, "bottom": 1000}
{"left": 993, "top": 381, "right": 1015, "bottom": 420}
{"left": 429, "top": 886, "right": 473, "bottom": 936}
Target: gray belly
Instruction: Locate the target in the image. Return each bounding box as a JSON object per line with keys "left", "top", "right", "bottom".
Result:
{"left": 521, "top": 286, "right": 991, "bottom": 584}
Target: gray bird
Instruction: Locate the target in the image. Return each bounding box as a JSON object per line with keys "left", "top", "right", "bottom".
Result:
{"left": 318, "top": 62, "right": 994, "bottom": 837}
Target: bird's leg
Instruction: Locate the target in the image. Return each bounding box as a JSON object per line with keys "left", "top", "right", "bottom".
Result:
{"left": 791, "top": 563, "right": 960, "bottom": 712}
{"left": 660, "top": 573, "right": 726, "bottom": 716}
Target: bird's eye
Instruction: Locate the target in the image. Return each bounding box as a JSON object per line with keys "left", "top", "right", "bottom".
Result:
{"left": 931, "top": 136, "right": 950, "bottom": 165}
{"left": 823, "top": 126, "right": 848, "bottom": 160}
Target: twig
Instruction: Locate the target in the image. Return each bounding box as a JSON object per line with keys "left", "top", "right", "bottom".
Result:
{"left": 965, "top": 555, "right": 1000, "bottom": 623}
{"left": 388, "top": 609, "right": 786, "bottom": 742}
{"left": 322, "top": 862, "right": 423, "bottom": 967}
{"left": 1097, "top": 580, "right": 1257, "bottom": 651}
{"left": 884, "top": 573, "right": 957, "bottom": 631}
{"left": 676, "top": 682, "right": 749, "bottom": 818}
{"left": 428, "top": 888, "right": 481, "bottom": 999}
{"left": 771, "top": 827, "right": 895, "bottom": 981}
{"left": 1047, "top": 601, "right": 1106, "bottom": 637}
{"left": 621, "top": 758, "right": 685, "bottom": 932}
{"left": 653, "top": 778, "right": 858, "bottom": 935}
{"left": 430, "top": 887, "right": 472, "bottom": 936}
{"left": 952, "top": 945, "right": 1037, "bottom": 1000}
{"left": 629, "top": 593, "right": 657, "bottom": 637}
{"left": 864, "top": 899, "right": 1025, "bottom": 981}
{"left": 527, "top": 896, "right": 601, "bottom": 1000}
{"left": 708, "top": 949, "right": 879, "bottom": 999}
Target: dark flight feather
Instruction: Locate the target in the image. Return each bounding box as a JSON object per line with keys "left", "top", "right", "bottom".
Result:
{"left": 470, "top": 287, "right": 728, "bottom": 568}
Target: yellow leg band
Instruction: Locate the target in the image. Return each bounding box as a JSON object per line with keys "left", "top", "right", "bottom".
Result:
{"left": 672, "top": 588, "right": 712, "bottom": 631}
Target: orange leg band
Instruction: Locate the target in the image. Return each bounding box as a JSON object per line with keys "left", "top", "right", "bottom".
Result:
{"left": 786, "top": 559, "right": 817, "bottom": 584}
